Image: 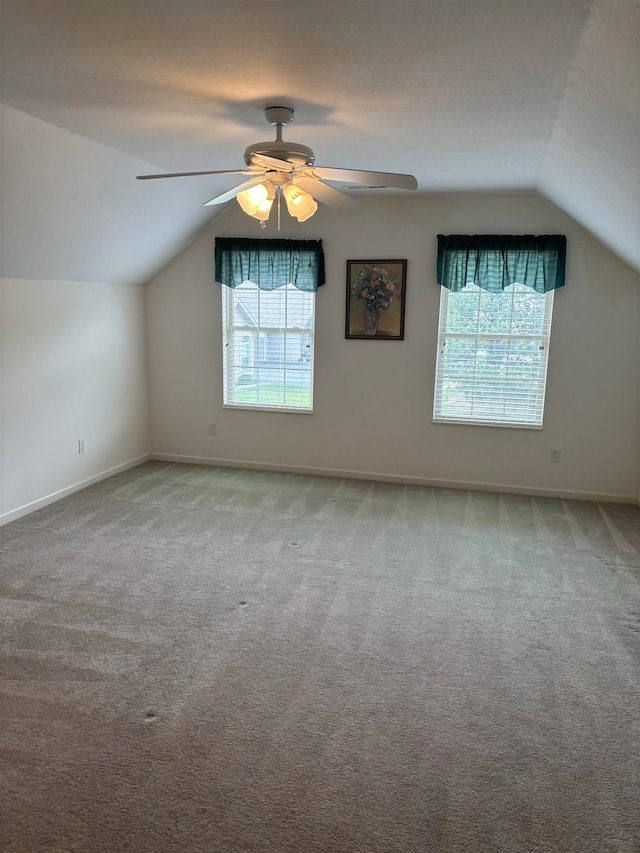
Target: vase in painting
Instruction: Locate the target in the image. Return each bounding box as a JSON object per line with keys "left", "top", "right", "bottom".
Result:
{"left": 364, "top": 308, "right": 380, "bottom": 335}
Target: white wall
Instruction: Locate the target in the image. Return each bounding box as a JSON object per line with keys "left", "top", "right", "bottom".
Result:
{"left": 146, "top": 193, "right": 640, "bottom": 502}
{"left": 0, "top": 278, "right": 149, "bottom": 522}
{"left": 0, "top": 105, "right": 223, "bottom": 285}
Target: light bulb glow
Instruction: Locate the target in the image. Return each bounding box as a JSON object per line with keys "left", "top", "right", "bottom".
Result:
{"left": 246, "top": 184, "right": 269, "bottom": 204}
{"left": 293, "top": 199, "right": 317, "bottom": 222}
{"left": 283, "top": 183, "right": 317, "bottom": 221}
{"left": 255, "top": 198, "right": 273, "bottom": 222}
{"left": 237, "top": 181, "right": 275, "bottom": 221}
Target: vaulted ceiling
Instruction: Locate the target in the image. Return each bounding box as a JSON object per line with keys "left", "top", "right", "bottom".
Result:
{"left": 1, "top": 0, "right": 638, "bottom": 282}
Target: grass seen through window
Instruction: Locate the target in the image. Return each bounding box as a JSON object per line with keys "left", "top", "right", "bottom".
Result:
{"left": 233, "top": 383, "right": 312, "bottom": 408}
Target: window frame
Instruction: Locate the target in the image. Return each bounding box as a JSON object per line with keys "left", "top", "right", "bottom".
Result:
{"left": 221, "top": 280, "right": 316, "bottom": 414}
{"left": 432, "top": 283, "right": 555, "bottom": 429}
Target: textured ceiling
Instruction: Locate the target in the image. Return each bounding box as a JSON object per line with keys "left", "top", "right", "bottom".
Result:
{"left": 1, "top": 0, "right": 638, "bottom": 281}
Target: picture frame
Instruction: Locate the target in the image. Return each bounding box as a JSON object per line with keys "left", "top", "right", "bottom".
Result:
{"left": 345, "top": 259, "right": 407, "bottom": 340}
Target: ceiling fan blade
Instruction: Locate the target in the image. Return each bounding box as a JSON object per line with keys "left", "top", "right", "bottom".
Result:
{"left": 203, "top": 176, "right": 266, "bottom": 206}
{"left": 252, "top": 153, "right": 294, "bottom": 172}
{"left": 294, "top": 175, "right": 357, "bottom": 209}
{"left": 136, "top": 168, "right": 257, "bottom": 180}
{"left": 310, "top": 167, "right": 418, "bottom": 191}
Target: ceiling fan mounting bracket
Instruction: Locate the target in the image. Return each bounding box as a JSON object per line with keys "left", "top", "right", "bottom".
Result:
{"left": 264, "top": 106, "right": 294, "bottom": 127}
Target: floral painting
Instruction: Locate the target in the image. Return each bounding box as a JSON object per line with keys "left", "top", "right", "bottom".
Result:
{"left": 345, "top": 260, "right": 407, "bottom": 339}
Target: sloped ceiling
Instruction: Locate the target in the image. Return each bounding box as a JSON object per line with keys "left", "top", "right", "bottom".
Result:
{"left": 539, "top": 1, "right": 640, "bottom": 272}
{"left": 0, "top": 0, "right": 638, "bottom": 282}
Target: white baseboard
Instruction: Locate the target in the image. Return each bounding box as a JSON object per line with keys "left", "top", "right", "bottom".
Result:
{"left": 0, "top": 455, "right": 150, "bottom": 526}
{"left": 150, "top": 453, "right": 637, "bottom": 505}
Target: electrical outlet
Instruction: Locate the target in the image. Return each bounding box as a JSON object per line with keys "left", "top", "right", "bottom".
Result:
{"left": 78, "top": 439, "right": 85, "bottom": 455}
{"left": 208, "top": 423, "right": 216, "bottom": 436}
{"left": 550, "top": 448, "right": 561, "bottom": 463}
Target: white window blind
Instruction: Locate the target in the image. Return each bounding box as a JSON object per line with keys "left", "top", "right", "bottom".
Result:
{"left": 222, "top": 281, "right": 315, "bottom": 412}
{"left": 433, "top": 283, "right": 554, "bottom": 427}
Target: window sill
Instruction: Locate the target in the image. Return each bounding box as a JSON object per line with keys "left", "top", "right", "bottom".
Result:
{"left": 431, "top": 418, "right": 543, "bottom": 430}
{"left": 223, "top": 404, "right": 314, "bottom": 415}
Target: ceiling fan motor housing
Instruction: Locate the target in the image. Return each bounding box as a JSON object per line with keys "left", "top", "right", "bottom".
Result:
{"left": 244, "top": 141, "right": 315, "bottom": 169}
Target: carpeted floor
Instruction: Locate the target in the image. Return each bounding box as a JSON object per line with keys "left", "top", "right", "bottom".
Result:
{"left": 1, "top": 461, "right": 639, "bottom": 852}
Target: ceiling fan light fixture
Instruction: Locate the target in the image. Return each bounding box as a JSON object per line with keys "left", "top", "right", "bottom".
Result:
{"left": 237, "top": 181, "right": 274, "bottom": 216}
{"left": 236, "top": 181, "right": 276, "bottom": 224}
{"left": 283, "top": 183, "right": 318, "bottom": 221}
{"left": 254, "top": 197, "right": 274, "bottom": 223}
{"left": 137, "top": 105, "right": 418, "bottom": 228}
{"left": 293, "top": 198, "right": 317, "bottom": 222}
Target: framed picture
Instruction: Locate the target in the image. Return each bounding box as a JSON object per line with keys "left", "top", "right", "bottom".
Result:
{"left": 345, "top": 259, "right": 407, "bottom": 340}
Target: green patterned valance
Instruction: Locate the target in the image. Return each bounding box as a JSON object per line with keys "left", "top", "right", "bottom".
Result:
{"left": 215, "top": 237, "right": 325, "bottom": 292}
{"left": 437, "top": 234, "right": 566, "bottom": 294}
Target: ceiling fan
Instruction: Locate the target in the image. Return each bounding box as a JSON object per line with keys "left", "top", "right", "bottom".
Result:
{"left": 136, "top": 106, "right": 418, "bottom": 226}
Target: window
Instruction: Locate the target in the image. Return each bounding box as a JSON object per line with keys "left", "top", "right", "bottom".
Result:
{"left": 215, "top": 236, "right": 324, "bottom": 413}
{"left": 433, "top": 234, "right": 565, "bottom": 428}
{"left": 222, "top": 281, "right": 315, "bottom": 411}
{"left": 433, "top": 284, "right": 554, "bottom": 427}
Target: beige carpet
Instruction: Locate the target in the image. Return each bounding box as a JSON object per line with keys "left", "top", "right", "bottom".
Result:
{"left": 1, "top": 461, "right": 639, "bottom": 852}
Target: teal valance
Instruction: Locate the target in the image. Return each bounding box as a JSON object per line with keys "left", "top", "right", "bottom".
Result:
{"left": 215, "top": 237, "right": 325, "bottom": 292}
{"left": 437, "top": 234, "right": 566, "bottom": 293}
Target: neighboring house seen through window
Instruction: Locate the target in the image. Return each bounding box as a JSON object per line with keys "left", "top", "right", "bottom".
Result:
{"left": 216, "top": 236, "right": 323, "bottom": 413}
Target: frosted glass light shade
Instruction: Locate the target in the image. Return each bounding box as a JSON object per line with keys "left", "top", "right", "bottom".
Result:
{"left": 283, "top": 184, "right": 318, "bottom": 222}
{"left": 237, "top": 182, "right": 274, "bottom": 220}
{"left": 254, "top": 197, "right": 274, "bottom": 223}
